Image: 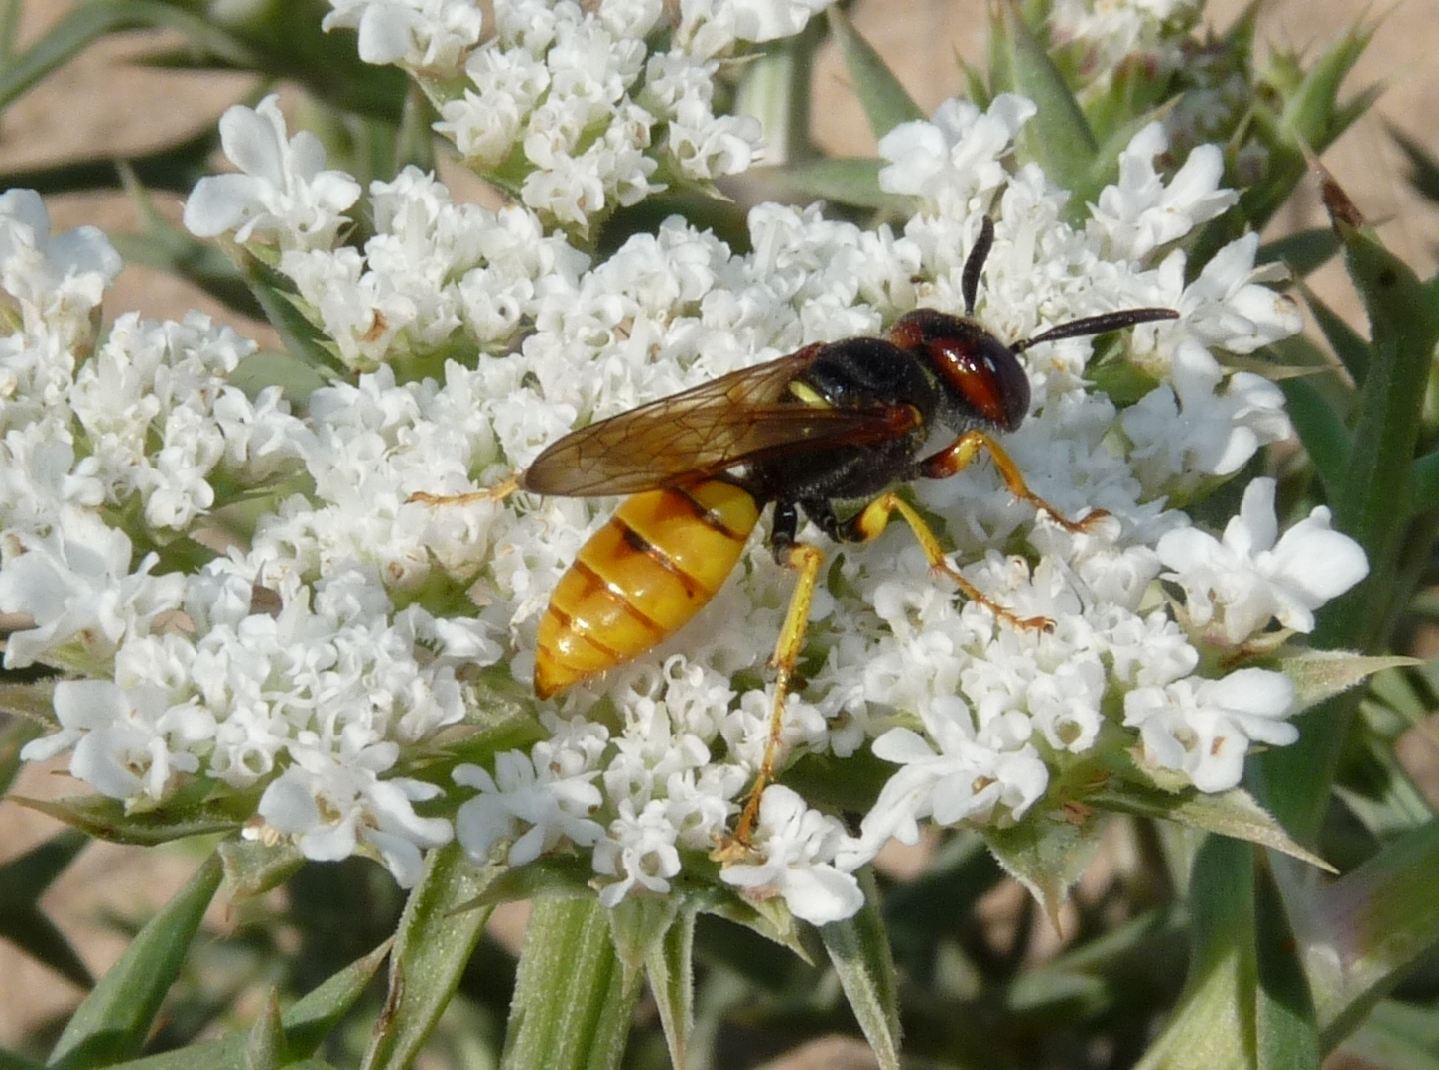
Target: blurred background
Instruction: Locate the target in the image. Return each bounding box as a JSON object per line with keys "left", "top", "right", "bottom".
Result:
{"left": 1, "top": 0, "right": 1435, "bottom": 1064}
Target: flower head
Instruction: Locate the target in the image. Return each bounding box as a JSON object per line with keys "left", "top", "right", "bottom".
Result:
{"left": 184, "top": 96, "right": 361, "bottom": 249}
{"left": 1157, "top": 477, "right": 1369, "bottom": 644}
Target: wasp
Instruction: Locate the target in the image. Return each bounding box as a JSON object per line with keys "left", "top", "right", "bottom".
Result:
{"left": 415, "top": 218, "right": 1176, "bottom": 843}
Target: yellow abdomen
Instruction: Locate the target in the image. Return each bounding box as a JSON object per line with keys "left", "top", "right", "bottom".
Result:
{"left": 534, "top": 479, "right": 760, "bottom": 698}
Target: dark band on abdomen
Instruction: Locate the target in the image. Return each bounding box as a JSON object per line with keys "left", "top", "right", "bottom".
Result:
{"left": 672, "top": 484, "right": 748, "bottom": 540}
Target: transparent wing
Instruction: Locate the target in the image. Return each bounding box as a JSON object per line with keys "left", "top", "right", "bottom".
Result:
{"left": 522, "top": 346, "right": 918, "bottom": 496}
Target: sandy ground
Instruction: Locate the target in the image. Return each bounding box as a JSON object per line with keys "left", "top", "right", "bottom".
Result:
{"left": 1, "top": 0, "right": 1436, "bottom": 1060}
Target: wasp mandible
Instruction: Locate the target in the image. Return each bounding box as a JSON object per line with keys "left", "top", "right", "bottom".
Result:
{"left": 416, "top": 217, "right": 1177, "bottom": 844}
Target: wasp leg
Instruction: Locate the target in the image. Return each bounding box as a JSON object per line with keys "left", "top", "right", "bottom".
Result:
{"left": 724, "top": 504, "right": 826, "bottom": 850}
{"left": 917, "top": 431, "right": 1107, "bottom": 534}
{"left": 847, "top": 491, "right": 1053, "bottom": 632}
{"left": 406, "top": 471, "right": 521, "bottom": 507}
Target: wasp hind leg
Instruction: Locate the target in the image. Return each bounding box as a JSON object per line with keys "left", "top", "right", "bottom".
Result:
{"left": 839, "top": 491, "right": 1055, "bottom": 632}
{"left": 720, "top": 502, "right": 827, "bottom": 853}
{"left": 406, "top": 471, "right": 522, "bottom": 507}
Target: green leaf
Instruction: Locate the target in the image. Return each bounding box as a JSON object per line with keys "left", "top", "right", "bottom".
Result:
{"left": 0, "top": 715, "right": 44, "bottom": 796}
{"left": 740, "top": 159, "right": 902, "bottom": 210}
{"left": 0, "top": 830, "right": 92, "bottom": 988}
{"left": 360, "top": 843, "right": 496, "bottom": 1070}
{"left": 50, "top": 852, "right": 223, "bottom": 1069}
{"left": 1280, "top": 650, "right": 1419, "bottom": 714}
{"left": 1308, "top": 820, "right": 1439, "bottom": 1045}
{"left": 1410, "top": 450, "right": 1439, "bottom": 513}
{"left": 1257, "top": 228, "right": 1341, "bottom": 279}
{"left": 218, "top": 840, "right": 305, "bottom": 902}
{"left": 238, "top": 257, "right": 349, "bottom": 379}
{"left": 112, "top": 156, "right": 267, "bottom": 318}
{"left": 824, "top": 7, "right": 924, "bottom": 142}
{"left": 994, "top": 4, "right": 1098, "bottom": 213}
{"left": 1328, "top": 218, "right": 1439, "bottom": 640}
{"left": 820, "top": 871, "right": 901, "bottom": 1070}
{"left": 244, "top": 993, "right": 286, "bottom": 1070}
{"left": 227, "top": 351, "right": 331, "bottom": 406}
{"left": 462, "top": 855, "right": 594, "bottom": 911}
{"left": 982, "top": 808, "right": 1104, "bottom": 929}
{"left": 10, "top": 791, "right": 246, "bottom": 846}
{"left": 607, "top": 894, "right": 680, "bottom": 978}
{"left": 1389, "top": 124, "right": 1439, "bottom": 205}
{"left": 693, "top": 894, "right": 811, "bottom": 979}
{"left": 1134, "top": 837, "right": 1256, "bottom": 1070}
{"left": 644, "top": 907, "right": 695, "bottom": 1070}
{"left": 1092, "top": 782, "right": 1331, "bottom": 871}
{"left": 1262, "top": 201, "right": 1439, "bottom": 843}
{"left": 731, "top": 17, "right": 822, "bottom": 165}
{"left": 109, "top": 941, "right": 392, "bottom": 1070}
{"left": 1279, "top": 376, "right": 1350, "bottom": 499}
{"left": 0, "top": 0, "right": 257, "bottom": 111}
{"left": 1335, "top": 726, "right": 1434, "bottom": 843}
{"left": 500, "top": 895, "right": 643, "bottom": 1070}
{"left": 1339, "top": 999, "right": 1439, "bottom": 1070}
{"left": 1298, "top": 278, "right": 1371, "bottom": 384}
{"left": 1279, "top": 25, "right": 1376, "bottom": 150}
{"left": 1253, "top": 865, "right": 1320, "bottom": 1069}
{"left": 0, "top": 1050, "right": 44, "bottom": 1070}
{"left": 1232, "top": 27, "right": 1376, "bottom": 238}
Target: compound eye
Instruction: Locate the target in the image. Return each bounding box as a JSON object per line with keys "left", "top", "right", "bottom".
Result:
{"left": 933, "top": 337, "right": 1031, "bottom": 432}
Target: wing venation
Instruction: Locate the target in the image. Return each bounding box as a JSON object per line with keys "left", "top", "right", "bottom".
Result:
{"left": 522, "top": 347, "right": 917, "bottom": 496}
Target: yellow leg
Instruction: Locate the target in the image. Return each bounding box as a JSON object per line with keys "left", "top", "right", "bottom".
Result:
{"left": 919, "top": 431, "right": 1107, "bottom": 534}
{"left": 853, "top": 491, "right": 1054, "bottom": 632}
{"left": 406, "top": 471, "right": 521, "bottom": 507}
{"left": 725, "top": 542, "right": 826, "bottom": 851}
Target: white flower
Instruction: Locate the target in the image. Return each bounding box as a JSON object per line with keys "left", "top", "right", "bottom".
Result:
{"left": 1122, "top": 668, "right": 1296, "bottom": 791}
{"left": 1093, "top": 606, "right": 1198, "bottom": 688}
{"left": 1089, "top": 123, "right": 1236, "bottom": 260}
{"left": 677, "top": 0, "right": 835, "bottom": 58}
{"left": 878, "top": 94, "right": 1036, "bottom": 218}
{"left": 323, "top": 0, "right": 484, "bottom": 70}
{"left": 720, "top": 786, "right": 862, "bottom": 925}
{"left": 0, "top": 189, "right": 121, "bottom": 340}
{"left": 593, "top": 798, "right": 682, "bottom": 906}
{"left": 184, "top": 96, "right": 360, "bottom": 249}
{"left": 1156, "top": 477, "right": 1369, "bottom": 644}
{"left": 21, "top": 679, "right": 206, "bottom": 801}
{"left": 454, "top": 748, "right": 605, "bottom": 866}
{"left": 846, "top": 696, "right": 1050, "bottom": 867}
{"left": 1048, "top": 0, "right": 1199, "bottom": 76}
{"left": 1121, "top": 348, "right": 1290, "bottom": 496}
{"left": 256, "top": 747, "right": 452, "bottom": 887}
{"left": 0, "top": 523, "right": 184, "bottom": 670}
{"left": 1169, "top": 233, "right": 1303, "bottom": 355}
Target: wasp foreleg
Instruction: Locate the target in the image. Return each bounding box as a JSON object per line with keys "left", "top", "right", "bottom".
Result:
{"left": 916, "top": 431, "right": 1108, "bottom": 534}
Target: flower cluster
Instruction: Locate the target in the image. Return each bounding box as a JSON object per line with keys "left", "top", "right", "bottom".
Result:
{"left": 1048, "top": 0, "right": 1202, "bottom": 81}
{"left": 323, "top": 0, "right": 834, "bottom": 232}
{"left": 2, "top": 12, "right": 1367, "bottom": 925}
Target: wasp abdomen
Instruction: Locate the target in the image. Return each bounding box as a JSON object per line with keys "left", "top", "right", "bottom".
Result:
{"left": 534, "top": 479, "right": 760, "bottom": 698}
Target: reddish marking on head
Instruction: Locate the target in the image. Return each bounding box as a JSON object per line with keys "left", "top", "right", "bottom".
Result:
{"left": 928, "top": 339, "right": 1029, "bottom": 431}
{"left": 888, "top": 308, "right": 1030, "bottom": 432}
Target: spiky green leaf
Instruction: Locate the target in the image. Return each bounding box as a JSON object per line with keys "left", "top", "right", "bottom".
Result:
{"left": 360, "top": 844, "right": 496, "bottom": 1070}
{"left": 50, "top": 853, "right": 223, "bottom": 1068}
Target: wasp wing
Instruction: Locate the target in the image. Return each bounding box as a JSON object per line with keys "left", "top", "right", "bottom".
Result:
{"left": 522, "top": 346, "right": 919, "bottom": 497}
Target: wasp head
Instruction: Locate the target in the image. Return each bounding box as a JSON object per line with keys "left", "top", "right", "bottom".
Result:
{"left": 888, "top": 308, "right": 1031, "bottom": 435}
